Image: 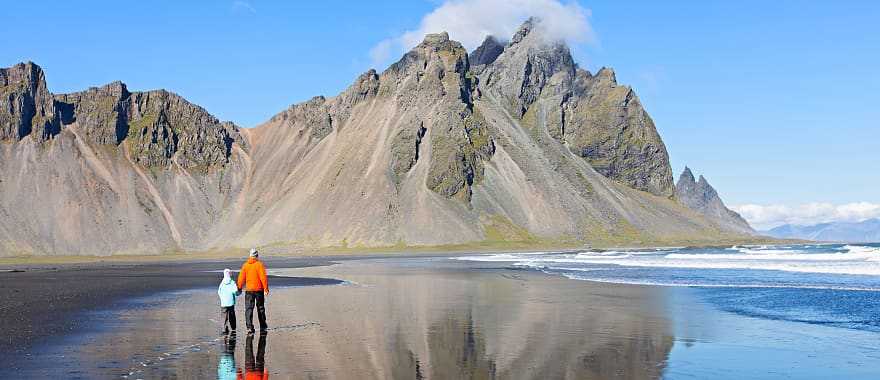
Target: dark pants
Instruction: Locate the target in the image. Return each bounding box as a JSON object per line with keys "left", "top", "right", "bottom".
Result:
{"left": 244, "top": 291, "right": 267, "bottom": 331}
{"left": 220, "top": 306, "right": 236, "bottom": 334}
{"left": 245, "top": 333, "right": 267, "bottom": 373}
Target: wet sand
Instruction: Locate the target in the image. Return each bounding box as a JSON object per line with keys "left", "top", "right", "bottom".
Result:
{"left": 0, "top": 257, "right": 340, "bottom": 360}
{"left": 6, "top": 256, "right": 880, "bottom": 379}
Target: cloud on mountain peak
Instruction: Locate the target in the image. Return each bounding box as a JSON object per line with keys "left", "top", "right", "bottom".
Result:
{"left": 369, "top": 0, "right": 594, "bottom": 69}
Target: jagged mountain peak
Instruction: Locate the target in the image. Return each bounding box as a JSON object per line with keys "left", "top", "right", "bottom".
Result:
{"left": 0, "top": 61, "right": 60, "bottom": 141}
{"left": 680, "top": 166, "right": 695, "bottom": 182}
{"left": 410, "top": 31, "right": 465, "bottom": 57}
{"left": 0, "top": 61, "right": 244, "bottom": 169}
{"left": 473, "top": 18, "right": 673, "bottom": 197}
{"left": 697, "top": 174, "right": 710, "bottom": 186}
{"left": 480, "top": 18, "right": 576, "bottom": 118}
{"left": 95, "top": 80, "right": 129, "bottom": 95}
{"left": 469, "top": 35, "right": 505, "bottom": 73}
{"left": 1, "top": 61, "right": 44, "bottom": 86}
{"left": 594, "top": 67, "right": 617, "bottom": 84}
{"left": 675, "top": 167, "right": 717, "bottom": 200}
{"left": 422, "top": 31, "right": 451, "bottom": 46}
{"left": 386, "top": 31, "right": 469, "bottom": 79}
{"left": 511, "top": 17, "right": 538, "bottom": 44}
{"left": 675, "top": 167, "right": 753, "bottom": 234}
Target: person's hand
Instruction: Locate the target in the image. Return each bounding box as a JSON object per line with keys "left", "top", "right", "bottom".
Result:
{"left": 264, "top": 290, "right": 269, "bottom": 296}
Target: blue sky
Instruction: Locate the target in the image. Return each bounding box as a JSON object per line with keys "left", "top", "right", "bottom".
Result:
{"left": 2, "top": 1, "right": 877, "bottom": 228}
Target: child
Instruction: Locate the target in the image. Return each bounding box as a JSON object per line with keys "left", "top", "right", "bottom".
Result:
{"left": 218, "top": 268, "right": 241, "bottom": 335}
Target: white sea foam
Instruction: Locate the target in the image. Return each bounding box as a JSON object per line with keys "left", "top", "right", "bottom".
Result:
{"left": 456, "top": 245, "right": 880, "bottom": 276}
{"left": 665, "top": 251, "right": 876, "bottom": 261}
{"left": 454, "top": 253, "right": 523, "bottom": 262}
{"left": 735, "top": 246, "right": 808, "bottom": 254}
{"left": 559, "top": 273, "right": 880, "bottom": 292}
{"left": 844, "top": 244, "right": 880, "bottom": 254}
{"left": 453, "top": 251, "right": 562, "bottom": 262}
{"left": 560, "top": 259, "right": 880, "bottom": 276}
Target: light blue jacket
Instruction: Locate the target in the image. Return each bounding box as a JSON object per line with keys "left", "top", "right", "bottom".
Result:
{"left": 218, "top": 277, "right": 240, "bottom": 307}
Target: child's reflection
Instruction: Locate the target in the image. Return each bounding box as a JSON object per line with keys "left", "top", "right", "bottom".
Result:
{"left": 217, "top": 335, "right": 237, "bottom": 380}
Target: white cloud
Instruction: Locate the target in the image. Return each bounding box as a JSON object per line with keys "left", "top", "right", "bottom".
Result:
{"left": 368, "top": 39, "right": 394, "bottom": 69}
{"left": 369, "top": 0, "right": 594, "bottom": 69}
{"left": 731, "top": 202, "right": 880, "bottom": 230}
{"left": 232, "top": 1, "right": 257, "bottom": 14}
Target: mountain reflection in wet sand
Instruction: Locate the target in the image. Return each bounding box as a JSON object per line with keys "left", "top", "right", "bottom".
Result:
{"left": 59, "top": 259, "right": 675, "bottom": 379}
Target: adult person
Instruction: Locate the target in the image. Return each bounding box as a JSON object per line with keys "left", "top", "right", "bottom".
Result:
{"left": 237, "top": 248, "right": 269, "bottom": 335}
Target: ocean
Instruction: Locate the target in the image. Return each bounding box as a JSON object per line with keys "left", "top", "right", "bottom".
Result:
{"left": 458, "top": 243, "right": 880, "bottom": 333}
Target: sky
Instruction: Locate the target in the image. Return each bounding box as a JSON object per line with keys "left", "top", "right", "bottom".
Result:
{"left": 2, "top": 1, "right": 877, "bottom": 229}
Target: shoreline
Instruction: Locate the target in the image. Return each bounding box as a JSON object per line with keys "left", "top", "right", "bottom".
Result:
{"left": 0, "top": 236, "right": 796, "bottom": 268}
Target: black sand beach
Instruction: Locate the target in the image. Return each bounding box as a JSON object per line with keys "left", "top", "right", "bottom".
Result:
{"left": 0, "top": 257, "right": 340, "bottom": 362}
{"left": 4, "top": 255, "right": 880, "bottom": 379}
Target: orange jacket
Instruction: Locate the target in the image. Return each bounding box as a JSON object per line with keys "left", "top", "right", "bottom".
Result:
{"left": 237, "top": 258, "right": 269, "bottom": 292}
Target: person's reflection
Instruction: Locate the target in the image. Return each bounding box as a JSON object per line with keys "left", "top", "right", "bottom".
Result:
{"left": 218, "top": 335, "right": 237, "bottom": 380}
{"left": 238, "top": 333, "right": 268, "bottom": 380}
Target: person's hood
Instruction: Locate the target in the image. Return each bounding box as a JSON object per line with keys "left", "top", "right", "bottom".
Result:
{"left": 222, "top": 268, "right": 233, "bottom": 284}
{"left": 246, "top": 257, "right": 258, "bottom": 265}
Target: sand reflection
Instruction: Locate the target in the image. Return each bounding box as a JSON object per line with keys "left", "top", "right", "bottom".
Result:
{"left": 56, "top": 259, "right": 674, "bottom": 379}
{"left": 265, "top": 259, "right": 674, "bottom": 379}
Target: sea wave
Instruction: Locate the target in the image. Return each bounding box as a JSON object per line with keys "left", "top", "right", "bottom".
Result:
{"left": 664, "top": 251, "right": 877, "bottom": 261}
{"left": 513, "top": 256, "right": 880, "bottom": 276}
{"left": 844, "top": 244, "right": 880, "bottom": 254}
{"left": 456, "top": 244, "right": 880, "bottom": 277}
{"left": 558, "top": 273, "right": 880, "bottom": 292}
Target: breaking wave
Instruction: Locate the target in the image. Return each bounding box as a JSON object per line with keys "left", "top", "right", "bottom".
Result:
{"left": 456, "top": 243, "right": 880, "bottom": 287}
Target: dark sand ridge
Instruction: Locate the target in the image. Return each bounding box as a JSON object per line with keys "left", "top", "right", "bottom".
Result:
{"left": 0, "top": 257, "right": 343, "bottom": 360}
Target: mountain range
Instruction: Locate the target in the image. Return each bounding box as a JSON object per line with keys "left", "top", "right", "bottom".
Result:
{"left": 762, "top": 219, "right": 880, "bottom": 243}
{"left": 0, "top": 18, "right": 755, "bottom": 256}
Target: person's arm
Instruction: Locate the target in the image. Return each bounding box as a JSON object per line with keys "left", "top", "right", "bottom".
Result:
{"left": 236, "top": 266, "right": 246, "bottom": 290}
{"left": 259, "top": 262, "right": 269, "bottom": 294}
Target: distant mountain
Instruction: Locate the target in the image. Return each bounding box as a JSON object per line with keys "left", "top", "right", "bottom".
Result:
{"left": 762, "top": 219, "right": 880, "bottom": 242}
{"left": 675, "top": 167, "right": 754, "bottom": 234}
{"left": 0, "top": 19, "right": 755, "bottom": 256}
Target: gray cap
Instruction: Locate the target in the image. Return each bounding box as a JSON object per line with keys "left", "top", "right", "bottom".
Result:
{"left": 249, "top": 248, "right": 259, "bottom": 257}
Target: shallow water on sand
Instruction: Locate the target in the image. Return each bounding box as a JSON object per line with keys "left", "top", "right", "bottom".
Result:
{"left": 15, "top": 256, "right": 880, "bottom": 379}
{"left": 20, "top": 259, "right": 674, "bottom": 379}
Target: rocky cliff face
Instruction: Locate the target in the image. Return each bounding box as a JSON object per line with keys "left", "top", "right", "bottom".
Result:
{"left": 0, "top": 63, "right": 247, "bottom": 256}
{"left": 0, "top": 62, "right": 61, "bottom": 141}
{"left": 55, "top": 82, "right": 240, "bottom": 169}
{"left": 477, "top": 19, "right": 674, "bottom": 196}
{"left": 469, "top": 36, "right": 505, "bottom": 74}
{"left": 675, "top": 167, "right": 753, "bottom": 234}
{"left": 0, "top": 19, "right": 752, "bottom": 256}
